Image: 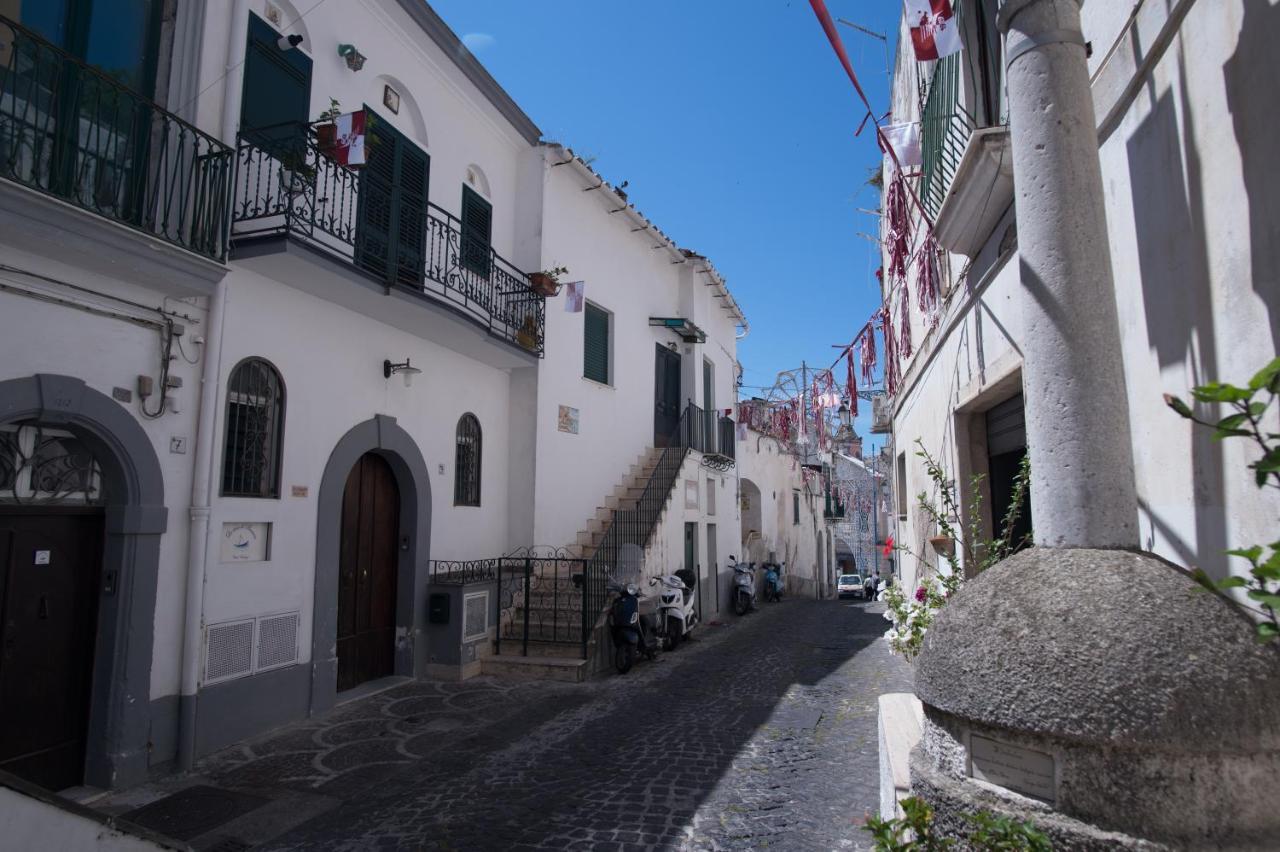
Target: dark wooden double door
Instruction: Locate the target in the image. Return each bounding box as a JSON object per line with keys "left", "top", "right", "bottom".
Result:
{"left": 337, "top": 453, "right": 401, "bottom": 692}
{"left": 0, "top": 510, "right": 103, "bottom": 790}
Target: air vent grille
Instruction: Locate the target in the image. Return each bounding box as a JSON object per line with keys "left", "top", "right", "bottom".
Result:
{"left": 205, "top": 619, "right": 254, "bottom": 683}
{"left": 256, "top": 611, "right": 299, "bottom": 671}
{"left": 463, "top": 591, "right": 488, "bottom": 641}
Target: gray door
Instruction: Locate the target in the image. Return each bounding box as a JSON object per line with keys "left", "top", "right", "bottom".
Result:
{"left": 705, "top": 524, "right": 718, "bottom": 616}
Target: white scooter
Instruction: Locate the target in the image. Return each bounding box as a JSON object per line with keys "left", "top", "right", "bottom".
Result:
{"left": 729, "top": 556, "right": 756, "bottom": 616}
{"left": 651, "top": 567, "right": 699, "bottom": 650}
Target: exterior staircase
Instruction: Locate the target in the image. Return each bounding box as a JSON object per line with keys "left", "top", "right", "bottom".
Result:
{"left": 482, "top": 448, "right": 665, "bottom": 683}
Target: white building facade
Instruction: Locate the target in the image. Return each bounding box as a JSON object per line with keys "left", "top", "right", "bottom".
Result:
{"left": 0, "top": 0, "right": 745, "bottom": 791}
{"left": 878, "top": 0, "right": 1278, "bottom": 598}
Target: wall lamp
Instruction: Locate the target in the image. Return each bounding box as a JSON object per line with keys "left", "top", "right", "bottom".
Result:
{"left": 338, "top": 43, "right": 367, "bottom": 71}
{"left": 384, "top": 358, "right": 422, "bottom": 387}
{"left": 277, "top": 33, "right": 304, "bottom": 51}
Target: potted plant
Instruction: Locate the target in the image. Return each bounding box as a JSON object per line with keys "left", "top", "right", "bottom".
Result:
{"left": 928, "top": 534, "right": 955, "bottom": 558}
{"left": 316, "top": 98, "right": 342, "bottom": 157}
{"left": 516, "top": 314, "right": 540, "bottom": 351}
{"left": 278, "top": 150, "right": 315, "bottom": 197}
{"left": 528, "top": 266, "right": 568, "bottom": 297}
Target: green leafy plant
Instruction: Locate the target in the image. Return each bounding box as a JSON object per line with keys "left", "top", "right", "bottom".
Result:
{"left": 865, "top": 797, "right": 1049, "bottom": 851}
{"left": 882, "top": 440, "right": 1030, "bottom": 659}
{"left": 1165, "top": 357, "right": 1280, "bottom": 642}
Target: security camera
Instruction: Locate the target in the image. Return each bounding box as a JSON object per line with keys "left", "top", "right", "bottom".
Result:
{"left": 277, "top": 34, "right": 303, "bottom": 51}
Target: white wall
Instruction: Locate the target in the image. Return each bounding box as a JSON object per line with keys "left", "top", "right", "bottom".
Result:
{"left": 199, "top": 268, "right": 514, "bottom": 670}
{"left": 736, "top": 429, "right": 825, "bottom": 598}
{"left": 883, "top": 0, "right": 1280, "bottom": 599}
{"left": 0, "top": 255, "right": 204, "bottom": 702}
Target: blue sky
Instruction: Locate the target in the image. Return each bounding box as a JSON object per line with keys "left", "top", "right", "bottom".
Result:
{"left": 429, "top": 1, "right": 901, "bottom": 446}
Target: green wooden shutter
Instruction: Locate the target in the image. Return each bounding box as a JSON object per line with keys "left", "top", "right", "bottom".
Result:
{"left": 460, "top": 185, "right": 492, "bottom": 277}
{"left": 356, "top": 109, "right": 428, "bottom": 286}
{"left": 584, "top": 303, "right": 609, "bottom": 384}
{"left": 240, "top": 13, "right": 311, "bottom": 156}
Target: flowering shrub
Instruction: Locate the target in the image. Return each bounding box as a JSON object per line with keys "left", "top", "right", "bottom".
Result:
{"left": 881, "top": 439, "right": 1029, "bottom": 660}
{"left": 882, "top": 571, "right": 960, "bottom": 660}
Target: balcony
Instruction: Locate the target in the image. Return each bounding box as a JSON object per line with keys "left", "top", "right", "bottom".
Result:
{"left": 231, "top": 128, "right": 545, "bottom": 358}
{"left": 0, "top": 16, "right": 233, "bottom": 266}
{"left": 918, "top": 3, "right": 1013, "bottom": 258}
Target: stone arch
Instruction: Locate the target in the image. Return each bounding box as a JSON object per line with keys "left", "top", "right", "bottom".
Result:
{"left": 465, "top": 163, "right": 492, "bottom": 199}
{"left": 311, "top": 414, "right": 431, "bottom": 715}
{"left": 740, "top": 477, "right": 764, "bottom": 562}
{"left": 372, "top": 73, "right": 428, "bottom": 148}
{"left": 0, "top": 374, "right": 166, "bottom": 788}
{"left": 264, "top": 0, "right": 312, "bottom": 52}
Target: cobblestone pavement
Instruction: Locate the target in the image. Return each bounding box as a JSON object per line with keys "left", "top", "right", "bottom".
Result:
{"left": 100, "top": 597, "right": 911, "bottom": 851}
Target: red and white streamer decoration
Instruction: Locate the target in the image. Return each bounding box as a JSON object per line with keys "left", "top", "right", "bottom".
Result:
{"left": 905, "top": 0, "right": 962, "bottom": 62}
{"left": 915, "top": 233, "right": 941, "bottom": 328}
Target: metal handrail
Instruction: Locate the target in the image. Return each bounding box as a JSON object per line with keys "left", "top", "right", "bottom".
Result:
{"left": 0, "top": 15, "right": 234, "bottom": 261}
{"left": 231, "top": 124, "right": 545, "bottom": 355}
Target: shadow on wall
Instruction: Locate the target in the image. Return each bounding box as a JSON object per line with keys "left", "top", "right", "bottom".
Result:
{"left": 1126, "top": 81, "right": 1226, "bottom": 576}
{"left": 1224, "top": 0, "right": 1280, "bottom": 353}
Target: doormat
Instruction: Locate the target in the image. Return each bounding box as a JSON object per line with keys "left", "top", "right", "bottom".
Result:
{"left": 121, "top": 785, "right": 267, "bottom": 841}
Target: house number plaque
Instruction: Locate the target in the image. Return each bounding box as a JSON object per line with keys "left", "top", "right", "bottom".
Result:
{"left": 968, "top": 734, "right": 1056, "bottom": 804}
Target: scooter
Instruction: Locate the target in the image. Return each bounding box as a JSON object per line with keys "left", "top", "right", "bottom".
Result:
{"left": 607, "top": 580, "right": 658, "bottom": 674}
{"left": 763, "top": 562, "right": 784, "bottom": 602}
{"left": 730, "top": 556, "right": 757, "bottom": 616}
{"left": 651, "top": 567, "right": 699, "bottom": 650}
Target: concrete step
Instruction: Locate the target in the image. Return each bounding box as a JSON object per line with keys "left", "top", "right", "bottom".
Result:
{"left": 481, "top": 654, "right": 588, "bottom": 683}
{"left": 494, "top": 637, "right": 586, "bottom": 658}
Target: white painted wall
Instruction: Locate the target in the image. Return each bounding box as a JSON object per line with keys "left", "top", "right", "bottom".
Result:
{"left": 883, "top": 0, "right": 1280, "bottom": 599}
{"left": 0, "top": 784, "right": 176, "bottom": 852}
{"left": 736, "top": 429, "right": 825, "bottom": 598}
{"left": 0, "top": 254, "right": 204, "bottom": 702}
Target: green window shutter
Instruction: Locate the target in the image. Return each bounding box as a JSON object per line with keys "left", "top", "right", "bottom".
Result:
{"left": 584, "top": 303, "right": 609, "bottom": 384}
{"left": 240, "top": 13, "right": 312, "bottom": 156}
{"left": 460, "top": 185, "right": 492, "bottom": 277}
{"left": 356, "top": 109, "right": 428, "bottom": 286}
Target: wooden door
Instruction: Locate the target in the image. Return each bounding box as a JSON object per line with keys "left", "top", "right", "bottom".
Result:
{"left": 654, "top": 344, "right": 682, "bottom": 447}
{"left": 0, "top": 510, "right": 104, "bottom": 790}
{"left": 336, "top": 453, "right": 400, "bottom": 692}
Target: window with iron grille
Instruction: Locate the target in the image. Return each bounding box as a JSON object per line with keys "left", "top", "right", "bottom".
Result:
{"left": 583, "top": 302, "right": 610, "bottom": 384}
{"left": 221, "top": 358, "right": 285, "bottom": 497}
{"left": 454, "top": 413, "right": 482, "bottom": 506}
{"left": 460, "top": 185, "right": 492, "bottom": 278}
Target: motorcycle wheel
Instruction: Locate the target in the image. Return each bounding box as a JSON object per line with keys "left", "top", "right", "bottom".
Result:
{"left": 666, "top": 616, "right": 682, "bottom": 651}
{"left": 734, "top": 591, "right": 749, "bottom": 616}
{"left": 615, "top": 644, "right": 634, "bottom": 675}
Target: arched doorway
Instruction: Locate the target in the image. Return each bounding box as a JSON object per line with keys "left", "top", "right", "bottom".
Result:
{"left": 0, "top": 375, "right": 166, "bottom": 790}
{"left": 336, "top": 452, "right": 400, "bottom": 692}
{"left": 312, "top": 415, "right": 430, "bottom": 715}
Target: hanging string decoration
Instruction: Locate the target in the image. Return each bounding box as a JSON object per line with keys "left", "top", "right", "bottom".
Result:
{"left": 881, "top": 307, "right": 901, "bottom": 397}
{"left": 915, "top": 232, "right": 941, "bottom": 328}
{"left": 859, "top": 320, "right": 877, "bottom": 385}
{"left": 846, "top": 349, "right": 859, "bottom": 418}
{"left": 898, "top": 289, "right": 913, "bottom": 360}
{"left": 885, "top": 169, "right": 913, "bottom": 286}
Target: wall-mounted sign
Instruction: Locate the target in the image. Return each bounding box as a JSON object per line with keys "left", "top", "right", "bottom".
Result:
{"left": 33, "top": 550, "right": 50, "bottom": 565}
{"left": 558, "top": 405, "right": 580, "bottom": 434}
{"left": 220, "top": 522, "right": 271, "bottom": 563}
{"left": 291, "top": 485, "right": 309, "bottom": 498}
{"left": 969, "top": 734, "right": 1056, "bottom": 804}
{"left": 383, "top": 84, "right": 401, "bottom": 114}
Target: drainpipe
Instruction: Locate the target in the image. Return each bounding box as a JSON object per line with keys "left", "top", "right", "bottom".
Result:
{"left": 998, "top": 0, "right": 1138, "bottom": 547}
{"left": 175, "top": 1, "right": 246, "bottom": 770}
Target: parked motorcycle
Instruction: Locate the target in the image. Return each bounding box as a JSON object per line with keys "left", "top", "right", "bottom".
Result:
{"left": 608, "top": 579, "right": 658, "bottom": 674}
{"left": 651, "top": 567, "right": 699, "bottom": 650}
{"left": 730, "top": 556, "right": 756, "bottom": 615}
{"left": 763, "top": 562, "right": 784, "bottom": 602}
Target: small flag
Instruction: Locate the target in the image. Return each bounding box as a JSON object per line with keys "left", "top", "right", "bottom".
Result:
{"left": 879, "top": 122, "right": 921, "bottom": 168}
{"left": 333, "top": 111, "right": 366, "bottom": 166}
{"left": 564, "top": 280, "right": 585, "bottom": 312}
{"left": 905, "top": 0, "right": 962, "bottom": 61}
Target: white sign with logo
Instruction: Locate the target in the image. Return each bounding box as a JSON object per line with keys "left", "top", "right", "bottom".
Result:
{"left": 220, "top": 522, "right": 271, "bottom": 563}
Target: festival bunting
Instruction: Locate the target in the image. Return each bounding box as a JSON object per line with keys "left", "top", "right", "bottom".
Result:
{"left": 904, "top": 0, "right": 962, "bottom": 61}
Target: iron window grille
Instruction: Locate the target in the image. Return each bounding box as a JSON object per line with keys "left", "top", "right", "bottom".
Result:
{"left": 0, "top": 423, "right": 104, "bottom": 505}
{"left": 454, "top": 413, "right": 482, "bottom": 506}
{"left": 221, "top": 358, "right": 285, "bottom": 498}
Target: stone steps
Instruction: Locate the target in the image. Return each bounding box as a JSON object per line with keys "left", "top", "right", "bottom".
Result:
{"left": 480, "top": 654, "right": 589, "bottom": 683}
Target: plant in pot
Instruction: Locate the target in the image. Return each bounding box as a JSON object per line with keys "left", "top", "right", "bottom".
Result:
{"left": 528, "top": 266, "right": 568, "bottom": 297}
{"left": 278, "top": 150, "right": 316, "bottom": 197}
{"left": 515, "top": 314, "right": 540, "bottom": 351}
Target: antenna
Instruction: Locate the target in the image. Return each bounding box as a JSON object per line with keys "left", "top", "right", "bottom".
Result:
{"left": 836, "top": 18, "right": 891, "bottom": 80}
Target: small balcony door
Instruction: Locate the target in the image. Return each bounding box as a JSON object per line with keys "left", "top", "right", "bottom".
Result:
{"left": 654, "top": 344, "right": 682, "bottom": 447}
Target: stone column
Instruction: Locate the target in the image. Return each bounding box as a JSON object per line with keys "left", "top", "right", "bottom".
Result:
{"left": 1000, "top": 0, "right": 1138, "bottom": 548}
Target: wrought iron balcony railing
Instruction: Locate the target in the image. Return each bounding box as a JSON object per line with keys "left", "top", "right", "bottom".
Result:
{"left": 231, "top": 127, "right": 545, "bottom": 356}
{"left": 919, "top": 49, "right": 975, "bottom": 221}
{"left": 0, "top": 15, "right": 234, "bottom": 262}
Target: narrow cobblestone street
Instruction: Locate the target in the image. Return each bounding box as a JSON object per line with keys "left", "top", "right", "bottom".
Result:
{"left": 100, "top": 597, "right": 910, "bottom": 850}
